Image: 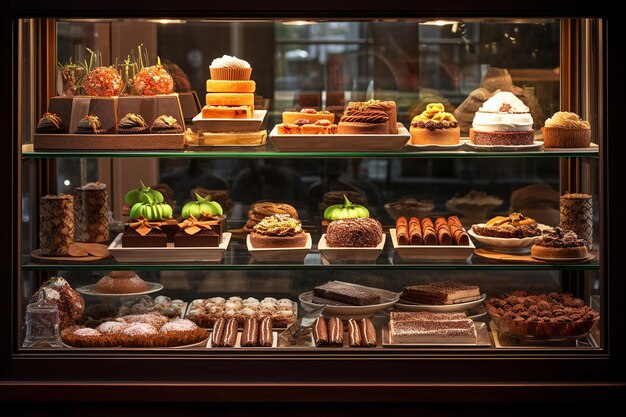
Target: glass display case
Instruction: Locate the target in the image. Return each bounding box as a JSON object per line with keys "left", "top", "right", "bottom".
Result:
{"left": 4, "top": 1, "right": 622, "bottom": 404}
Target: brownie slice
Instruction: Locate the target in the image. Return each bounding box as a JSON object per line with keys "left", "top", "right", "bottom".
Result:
{"left": 121, "top": 229, "right": 167, "bottom": 247}
{"left": 313, "top": 282, "right": 380, "bottom": 306}
{"left": 401, "top": 281, "right": 480, "bottom": 305}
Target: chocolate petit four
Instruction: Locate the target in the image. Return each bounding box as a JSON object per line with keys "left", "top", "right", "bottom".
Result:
{"left": 174, "top": 216, "right": 220, "bottom": 247}
{"left": 36, "top": 112, "right": 64, "bottom": 133}
{"left": 118, "top": 113, "right": 149, "bottom": 134}
{"left": 150, "top": 115, "right": 183, "bottom": 134}
{"left": 76, "top": 115, "right": 105, "bottom": 134}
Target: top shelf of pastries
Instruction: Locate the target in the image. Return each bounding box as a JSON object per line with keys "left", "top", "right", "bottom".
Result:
{"left": 26, "top": 50, "right": 599, "bottom": 158}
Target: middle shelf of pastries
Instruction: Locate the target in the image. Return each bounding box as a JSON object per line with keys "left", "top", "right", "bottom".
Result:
{"left": 25, "top": 181, "right": 599, "bottom": 271}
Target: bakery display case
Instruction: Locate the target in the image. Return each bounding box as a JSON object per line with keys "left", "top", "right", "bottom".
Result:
{"left": 5, "top": 2, "right": 622, "bottom": 403}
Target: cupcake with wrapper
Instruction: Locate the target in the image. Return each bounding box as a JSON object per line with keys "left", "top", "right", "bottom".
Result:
{"left": 541, "top": 111, "right": 591, "bottom": 148}
{"left": 209, "top": 55, "right": 252, "bottom": 81}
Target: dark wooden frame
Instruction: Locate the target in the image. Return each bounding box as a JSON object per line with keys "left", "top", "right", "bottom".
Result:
{"left": 4, "top": 1, "right": 624, "bottom": 402}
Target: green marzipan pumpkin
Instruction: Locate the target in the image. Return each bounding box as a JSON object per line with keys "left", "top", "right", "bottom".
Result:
{"left": 124, "top": 180, "right": 164, "bottom": 206}
{"left": 323, "top": 195, "right": 369, "bottom": 220}
{"left": 129, "top": 201, "right": 173, "bottom": 221}
{"left": 181, "top": 193, "right": 223, "bottom": 219}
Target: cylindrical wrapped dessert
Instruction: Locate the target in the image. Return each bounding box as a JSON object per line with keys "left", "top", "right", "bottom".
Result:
{"left": 560, "top": 193, "right": 593, "bottom": 249}
{"left": 209, "top": 55, "right": 252, "bottom": 81}
{"left": 542, "top": 112, "right": 591, "bottom": 148}
{"left": 40, "top": 194, "right": 74, "bottom": 256}
{"left": 74, "top": 182, "right": 109, "bottom": 243}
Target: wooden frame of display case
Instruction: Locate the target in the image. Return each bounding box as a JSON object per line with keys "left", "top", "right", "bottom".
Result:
{"left": 3, "top": 1, "right": 624, "bottom": 405}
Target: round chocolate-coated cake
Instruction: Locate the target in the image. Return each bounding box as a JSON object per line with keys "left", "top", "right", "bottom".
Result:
{"left": 325, "top": 218, "right": 383, "bottom": 247}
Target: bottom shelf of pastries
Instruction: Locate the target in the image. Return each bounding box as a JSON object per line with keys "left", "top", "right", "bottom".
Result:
{"left": 25, "top": 275, "right": 601, "bottom": 351}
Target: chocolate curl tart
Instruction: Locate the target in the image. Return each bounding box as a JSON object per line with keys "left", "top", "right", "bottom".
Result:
{"left": 447, "top": 216, "right": 470, "bottom": 246}
{"left": 327, "top": 317, "right": 344, "bottom": 346}
{"left": 360, "top": 318, "right": 377, "bottom": 347}
{"left": 313, "top": 317, "right": 329, "bottom": 346}
{"left": 409, "top": 216, "right": 423, "bottom": 245}
{"left": 258, "top": 316, "right": 273, "bottom": 347}
{"left": 348, "top": 319, "right": 362, "bottom": 347}
{"left": 128, "top": 216, "right": 163, "bottom": 236}
{"left": 396, "top": 216, "right": 409, "bottom": 245}
{"left": 178, "top": 215, "right": 219, "bottom": 235}
{"left": 421, "top": 217, "right": 437, "bottom": 245}
{"left": 434, "top": 217, "right": 453, "bottom": 245}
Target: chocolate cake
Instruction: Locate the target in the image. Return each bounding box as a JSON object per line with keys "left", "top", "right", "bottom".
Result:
{"left": 173, "top": 228, "right": 219, "bottom": 247}
{"left": 313, "top": 282, "right": 380, "bottom": 306}
{"left": 121, "top": 228, "right": 167, "bottom": 247}
{"left": 401, "top": 281, "right": 481, "bottom": 305}
{"left": 325, "top": 218, "right": 383, "bottom": 247}
{"left": 472, "top": 130, "right": 534, "bottom": 145}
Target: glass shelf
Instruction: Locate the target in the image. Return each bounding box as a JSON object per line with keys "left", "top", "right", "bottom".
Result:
{"left": 21, "top": 143, "right": 600, "bottom": 159}
{"left": 22, "top": 241, "right": 600, "bottom": 271}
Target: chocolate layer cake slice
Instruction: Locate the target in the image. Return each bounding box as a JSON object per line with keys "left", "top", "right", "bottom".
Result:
{"left": 313, "top": 282, "right": 380, "bottom": 306}
{"left": 389, "top": 318, "right": 477, "bottom": 344}
{"left": 401, "top": 280, "right": 481, "bottom": 305}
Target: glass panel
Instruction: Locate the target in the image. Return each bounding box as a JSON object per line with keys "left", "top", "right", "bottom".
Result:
{"left": 16, "top": 18, "right": 603, "bottom": 356}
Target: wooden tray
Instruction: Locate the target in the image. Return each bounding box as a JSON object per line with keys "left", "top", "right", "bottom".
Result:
{"left": 473, "top": 248, "right": 596, "bottom": 264}
{"left": 34, "top": 133, "right": 184, "bottom": 150}
{"left": 34, "top": 95, "right": 186, "bottom": 150}
{"left": 270, "top": 123, "right": 409, "bottom": 152}
{"left": 107, "top": 232, "right": 231, "bottom": 262}
{"left": 31, "top": 248, "right": 110, "bottom": 263}
{"left": 389, "top": 228, "right": 474, "bottom": 262}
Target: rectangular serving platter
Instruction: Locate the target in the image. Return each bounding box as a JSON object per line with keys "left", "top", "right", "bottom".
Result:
{"left": 389, "top": 228, "right": 475, "bottom": 262}
{"left": 246, "top": 233, "right": 312, "bottom": 263}
{"left": 192, "top": 110, "right": 267, "bottom": 133}
{"left": 381, "top": 322, "right": 492, "bottom": 347}
{"left": 269, "top": 123, "right": 409, "bottom": 152}
{"left": 107, "top": 232, "right": 231, "bottom": 262}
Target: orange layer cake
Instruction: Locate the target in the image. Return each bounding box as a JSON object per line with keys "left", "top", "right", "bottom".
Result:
{"left": 205, "top": 93, "right": 255, "bottom": 110}
{"left": 206, "top": 80, "right": 256, "bottom": 93}
{"left": 201, "top": 105, "right": 253, "bottom": 119}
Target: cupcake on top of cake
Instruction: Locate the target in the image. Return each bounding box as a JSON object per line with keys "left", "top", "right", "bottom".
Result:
{"left": 541, "top": 111, "right": 591, "bottom": 148}
{"left": 203, "top": 55, "right": 255, "bottom": 119}
{"left": 471, "top": 91, "right": 534, "bottom": 145}
{"left": 410, "top": 103, "right": 460, "bottom": 145}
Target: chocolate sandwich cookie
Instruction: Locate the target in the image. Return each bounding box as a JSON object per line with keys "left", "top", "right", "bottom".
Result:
{"left": 313, "top": 317, "right": 329, "bottom": 346}
{"left": 241, "top": 317, "right": 259, "bottom": 347}
{"left": 348, "top": 319, "right": 362, "bottom": 347}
